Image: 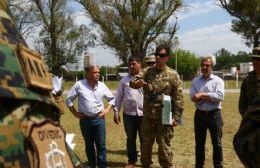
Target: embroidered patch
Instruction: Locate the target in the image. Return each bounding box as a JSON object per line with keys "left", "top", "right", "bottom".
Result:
{"left": 17, "top": 44, "right": 52, "bottom": 91}
{"left": 28, "top": 120, "right": 74, "bottom": 168}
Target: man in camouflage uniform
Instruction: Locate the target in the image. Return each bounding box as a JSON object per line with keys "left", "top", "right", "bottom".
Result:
{"left": 0, "top": 1, "right": 82, "bottom": 167}
{"left": 234, "top": 47, "right": 260, "bottom": 168}
{"left": 130, "top": 45, "right": 184, "bottom": 168}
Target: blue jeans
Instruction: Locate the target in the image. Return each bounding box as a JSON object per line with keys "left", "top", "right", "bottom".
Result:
{"left": 80, "top": 117, "right": 107, "bottom": 168}
{"left": 194, "top": 109, "right": 223, "bottom": 168}
{"left": 123, "top": 114, "right": 143, "bottom": 163}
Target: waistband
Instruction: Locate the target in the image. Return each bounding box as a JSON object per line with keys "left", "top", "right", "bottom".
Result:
{"left": 82, "top": 112, "right": 100, "bottom": 119}
{"left": 196, "top": 109, "right": 220, "bottom": 115}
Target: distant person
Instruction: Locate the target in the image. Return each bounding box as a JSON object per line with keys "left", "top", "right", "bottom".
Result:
{"left": 190, "top": 55, "right": 224, "bottom": 168}
{"left": 66, "top": 65, "right": 115, "bottom": 168}
{"left": 144, "top": 55, "right": 156, "bottom": 67}
{"left": 130, "top": 45, "right": 184, "bottom": 168}
{"left": 234, "top": 47, "right": 260, "bottom": 167}
{"left": 114, "top": 57, "right": 143, "bottom": 168}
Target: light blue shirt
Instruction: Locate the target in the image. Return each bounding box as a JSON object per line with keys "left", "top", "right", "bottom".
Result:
{"left": 190, "top": 74, "right": 224, "bottom": 111}
{"left": 66, "top": 79, "right": 115, "bottom": 116}
{"left": 114, "top": 75, "right": 143, "bottom": 116}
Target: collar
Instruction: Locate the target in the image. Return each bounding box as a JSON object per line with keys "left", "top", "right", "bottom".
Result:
{"left": 200, "top": 73, "right": 214, "bottom": 80}
{"left": 86, "top": 79, "right": 98, "bottom": 90}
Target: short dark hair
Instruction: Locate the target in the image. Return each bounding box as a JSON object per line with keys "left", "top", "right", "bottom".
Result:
{"left": 128, "top": 56, "right": 141, "bottom": 63}
{"left": 155, "top": 45, "right": 171, "bottom": 55}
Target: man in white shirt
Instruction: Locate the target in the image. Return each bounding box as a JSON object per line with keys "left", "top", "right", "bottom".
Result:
{"left": 66, "top": 65, "right": 115, "bottom": 168}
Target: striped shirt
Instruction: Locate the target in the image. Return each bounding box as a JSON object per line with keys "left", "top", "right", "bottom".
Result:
{"left": 114, "top": 75, "right": 143, "bottom": 116}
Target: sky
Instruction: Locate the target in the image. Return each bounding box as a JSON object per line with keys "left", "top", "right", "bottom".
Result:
{"left": 71, "top": 0, "right": 250, "bottom": 68}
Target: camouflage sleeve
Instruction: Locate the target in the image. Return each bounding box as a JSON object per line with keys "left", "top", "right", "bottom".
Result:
{"left": 239, "top": 80, "right": 248, "bottom": 116}
{"left": 171, "top": 73, "right": 184, "bottom": 121}
{"left": 129, "top": 72, "right": 144, "bottom": 89}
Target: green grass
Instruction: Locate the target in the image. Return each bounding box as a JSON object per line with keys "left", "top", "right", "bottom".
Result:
{"left": 60, "top": 93, "right": 244, "bottom": 168}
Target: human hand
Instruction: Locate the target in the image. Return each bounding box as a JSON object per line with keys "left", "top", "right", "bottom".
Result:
{"left": 114, "top": 115, "right": 121, "bottom": 124}
{"left": 76, "top": 112, "right": 87, "bottom": 119}
{"left": 98, "top": 108, "right": 109, "bottom": 118}
{"left": 171, "top": 119, "right": 178, "bottom": 127}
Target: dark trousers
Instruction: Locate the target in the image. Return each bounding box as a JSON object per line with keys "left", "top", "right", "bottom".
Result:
{"left": 123, "top": 114, "right": 143, "bottom": 163}
{"left": 194, "top": 109, "right": 223, "bottom": 168}
{"left": 80, "top": 117, "right": 107, "bottom": 168}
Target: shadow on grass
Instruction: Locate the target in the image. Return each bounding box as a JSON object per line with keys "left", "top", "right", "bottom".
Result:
{"left": 107, "top": 161, "right": 126, "bottom": 167}
{"left": 107, "top": 161, "right": 143, "bottom": 167}
{"left": 107, "top": 149, "right": 126, "bottom": 156}
{"left": 107, "top": 149, "right": 158, "bottom": 155}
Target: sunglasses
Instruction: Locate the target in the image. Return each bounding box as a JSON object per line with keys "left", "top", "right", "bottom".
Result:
{"left": 155, "top": 53, "right": 168, "bottom": 58}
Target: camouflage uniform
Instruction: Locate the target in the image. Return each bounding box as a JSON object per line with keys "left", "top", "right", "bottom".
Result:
{"left": 239, "top": 71, "right": 260, "bottom": 116}
{"left": 0, "top": 1, "right": 82, "bottom": 167}
{"left": 234, "top": 70, "right": 260, "bottom": 168}
{"left": 132, "top": 65, "right": 184, "bottom": 168}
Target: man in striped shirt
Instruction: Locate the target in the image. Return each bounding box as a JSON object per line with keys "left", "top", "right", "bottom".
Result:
{"left": 114, "top": 57, "right": 143, "bottom": 168}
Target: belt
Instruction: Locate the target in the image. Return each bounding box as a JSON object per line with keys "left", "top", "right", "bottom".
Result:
{"left": 196, "top": 109, "right": 219, "bottom": 115}
{"left": 83, "top": 113, "right": 100, "bottom": 119}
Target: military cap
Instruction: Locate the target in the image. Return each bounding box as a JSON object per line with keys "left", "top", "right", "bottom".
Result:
{"left": 144, "top": 55, "right": 156, "bottom": 63}
{"left": 250, "top": 47, "right": 260, "bottom": 58}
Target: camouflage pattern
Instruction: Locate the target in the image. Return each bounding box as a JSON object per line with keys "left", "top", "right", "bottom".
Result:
{"left": 141, "top": 65, "right": 184, "bottom": 121}
{"left": 0, "top": 1, "right": 82, "bottom": 167}
{"left": 233, "top": 104, "right": 260, "bottom": 168}
{"left": 131, "top": 65, "right": 184, "bottom": 168}
{"left": 239, "top": 71, "right": 260, "bottom": 116}
{"left": 144, "top": 55, "right": 156, "bottom": 64}
{"left": 235, "top": 70, "right": 260, "bottom": 168}
{"left": 141, "top": 117, "right": 174, "bottom": 168}
{"left": 143, "top": 55, "right": 156, "bottom": 73}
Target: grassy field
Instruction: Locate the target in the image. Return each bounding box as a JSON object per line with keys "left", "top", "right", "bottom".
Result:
{"left": 60, "top": 92, "right": 244, "bottom": 168}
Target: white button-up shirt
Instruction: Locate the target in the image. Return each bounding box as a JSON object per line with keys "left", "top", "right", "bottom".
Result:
{"left": 190, "top": 74, "right": 224, "bottom": 111}
{"left": 66, "top": 79, "right": 115, "bottom": 117}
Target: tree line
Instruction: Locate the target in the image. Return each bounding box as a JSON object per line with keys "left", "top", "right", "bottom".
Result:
{"left": 9, "top": 0, "right": 259, "bottom": 77}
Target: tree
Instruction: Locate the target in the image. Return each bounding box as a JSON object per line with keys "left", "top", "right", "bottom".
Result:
{"left": 214, "top": 48, "right": 251, "bottom": 70}
{"left": 8, "top": 0, "right": 40, "bottom": 39}
{"left": 214, "top": 48, "right": 233, "bottom": 70}
{"left": 76, "top": 0, "right": 182, "bottom": 65}
{"left": 167, "top": 49, "right": 200, "bottom": 80}
{"left": 219, "top": 0, "right": 260, "bottom": 48}
{"left": 31, "top": 0, "right": 95, "bottom": 75}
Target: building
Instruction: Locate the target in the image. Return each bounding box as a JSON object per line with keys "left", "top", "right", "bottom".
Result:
{"left": 239, "top": 62, "right": 253, "bottom": 75}
{"left": 84, "top": 52, "right": 94, "bottom": 68}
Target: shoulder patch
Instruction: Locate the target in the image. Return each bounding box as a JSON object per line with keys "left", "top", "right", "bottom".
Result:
{"left": 28, "top": 120, "right": 74, "bottom": 168}
{"left": 17, "top": 44, "right": 52, "bottom": 91}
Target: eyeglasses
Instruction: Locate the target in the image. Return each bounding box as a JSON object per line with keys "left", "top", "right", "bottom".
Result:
{"left": 155, "top": 53, "right": 168, "bottom": 58}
